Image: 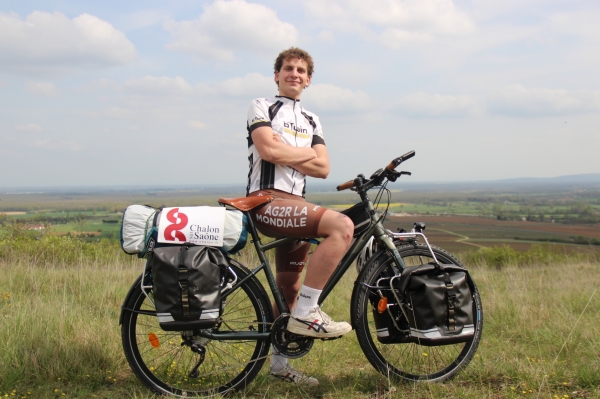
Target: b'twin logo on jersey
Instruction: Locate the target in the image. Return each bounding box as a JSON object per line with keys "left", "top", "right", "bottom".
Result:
{"left": 283, "top": 121, "right": 309, "bottom": 138}
{"left": 283, "top": 121, "right": 307, "bottom": 134}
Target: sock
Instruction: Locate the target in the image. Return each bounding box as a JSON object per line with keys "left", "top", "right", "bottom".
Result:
{"left": 270, "top": 345, "right": 288, "bottom": 372}
{"left": 292, "top": 285, "right": 322, "bottom": 318}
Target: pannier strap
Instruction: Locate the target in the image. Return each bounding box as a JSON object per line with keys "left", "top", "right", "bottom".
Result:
{"left": 441, "top": 272, "right": 457, "bottom": 331}
{"left": 218, "top": 196, "right": 274, "bottom": 211}
{"left": 396, "top": 263, "right": 467, "bottom": 333}
{"left": 178, "top": 245, "right": 191, "bottom": 317}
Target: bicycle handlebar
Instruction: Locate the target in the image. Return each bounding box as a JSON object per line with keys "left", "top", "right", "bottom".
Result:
{"left": 336, "top": 180, "right": 355, "bottom": 191}
{"left": 386, "top": 150, "right": 415, "bottom": 171}
{"left": 337, "top": 150, "right": 415, "bottom": 191}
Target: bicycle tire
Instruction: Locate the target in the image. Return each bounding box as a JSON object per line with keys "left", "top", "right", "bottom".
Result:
{"left": 121, "top": 259, "right": 272, "bottom": 397}
{"left": 352, "top": 243, "right": 483, "bottom": 382}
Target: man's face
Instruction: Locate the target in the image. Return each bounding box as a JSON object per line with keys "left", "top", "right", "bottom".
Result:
{"left": 275, "top": 57, "right": 311, "bottom": 99}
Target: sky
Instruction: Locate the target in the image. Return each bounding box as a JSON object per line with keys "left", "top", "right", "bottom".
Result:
{"left": 1, "top": 0, "right": 599, "bottom": 188}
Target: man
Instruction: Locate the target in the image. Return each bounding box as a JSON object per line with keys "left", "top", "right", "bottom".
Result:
{"left": 246, "top": 47, "right": 354, "bottom": 386}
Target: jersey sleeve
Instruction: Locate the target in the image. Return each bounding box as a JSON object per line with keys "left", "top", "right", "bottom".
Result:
{"left": 311, "top": 114, "right": 325, "bottom": 147}
{"left": 247, "top": 99, "right": 271, "bottom": 134}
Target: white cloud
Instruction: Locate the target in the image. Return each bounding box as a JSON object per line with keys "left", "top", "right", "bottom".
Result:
{"left": 396, "top": 92, "right": 478, "bottom": 117}
{"left": 302, "top": 84, "right": 372, "bottom": 112}
{"left": 78, "top": 78, "right": 119, "bottom": 93}
{"left": 122, "top": 76, "right": 194, "bottom": 95}
{"left": 303, "top": 0, "right": 475, "bottom": 47}
{"left": 489, "top": 85, "right": 600, "bottom": 117}
{"left": 26, "top": 81, "right": 59, "bottom": 97}
{"left": 27, "top": 139, "right": 83, "bottom": 151}
{"left": 0, "top": 11, "right": 136, "bottom": 75}
{"left": 14, "top": 124, "right": 43, "bottom": 132}
{"left": 551, "top": 11, "right": 600, "bottom": 43}
{"left": 187, "top": 120, "right": 208, "bottom": 130}
{"left": 213, "top": 73, "right": 275, "bottom": 97}
{"left": 380, "top": 29, "right": 434, "bottom": 47}
{"left": 165, "top": 0, "right": 298, "bottom": 61}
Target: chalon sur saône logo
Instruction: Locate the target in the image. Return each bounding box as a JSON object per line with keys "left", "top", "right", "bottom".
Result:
{"left": 163, "top": 208, "right": 188, "bottom": 242}
{"left": 161, "top": 207, "right": 223, "bottom": 245}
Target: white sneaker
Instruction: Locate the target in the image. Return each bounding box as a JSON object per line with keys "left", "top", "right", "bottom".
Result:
{"left": 287, "top": 307, "right": 352, "bottom": 338}
{"left": 270, "top": 364, "right": 319, "bottom": 386}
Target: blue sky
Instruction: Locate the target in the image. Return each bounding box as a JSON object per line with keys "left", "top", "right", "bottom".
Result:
{"left": 1, "top": 0, "right": 599, "bottom": 188}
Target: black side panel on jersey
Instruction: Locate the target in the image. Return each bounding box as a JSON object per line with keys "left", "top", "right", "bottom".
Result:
{"left": 301, "top": 111, "right": 317, "bottom": 130}
{"left": 246, "top": 153, "right": 254, "bottom": 195}
{"left": 260, "top": 160, "right": 276, "bottom": 190}
{"left": 268, "top": 101, "right": 284, "bottom": 121}
{"left": 301, "top": 177, "right": 307, "bottom": 197}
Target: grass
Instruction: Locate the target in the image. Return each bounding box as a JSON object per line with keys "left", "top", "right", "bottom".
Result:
{"left": 1, "top": 236, "right": 599, "bottom": 398}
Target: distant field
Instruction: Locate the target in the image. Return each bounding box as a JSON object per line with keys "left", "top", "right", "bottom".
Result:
{"left": 1, "top": 184, "right": 598, "bottom": 252}
{"left": 383, "top": 215, "right": 600, "bottom": 254}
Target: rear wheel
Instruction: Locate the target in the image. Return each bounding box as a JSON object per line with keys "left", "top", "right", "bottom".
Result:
{"left": 352, "top": 243, "right": 483, "bottom": 382}
{"left": 121, "top": 260, "right": 272, "bottom": 397}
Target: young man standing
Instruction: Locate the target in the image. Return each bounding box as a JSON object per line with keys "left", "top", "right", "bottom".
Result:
{"left": 245, "top": 47, "right": 354, "bottom": 385}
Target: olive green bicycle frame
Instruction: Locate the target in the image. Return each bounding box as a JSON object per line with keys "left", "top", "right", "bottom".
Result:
{"left": 197, "top": 188, "right": 407, "bottom": 342}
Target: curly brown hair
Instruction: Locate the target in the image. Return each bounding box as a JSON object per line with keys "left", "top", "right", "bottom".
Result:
{"left": 274, "top": 47, "right": 314, "bottom": 77}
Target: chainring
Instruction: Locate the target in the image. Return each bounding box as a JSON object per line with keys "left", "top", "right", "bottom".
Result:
{"left": 270, "top": 314, "right": 314, "bottom": 359}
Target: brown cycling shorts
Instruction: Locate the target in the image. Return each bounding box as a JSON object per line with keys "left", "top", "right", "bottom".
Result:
{"left": 248, "top": 189, "right": 327, "bottom": 273}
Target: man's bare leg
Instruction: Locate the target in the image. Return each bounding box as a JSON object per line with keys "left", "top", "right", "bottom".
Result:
{"left": 286, "top": 210, "right": 354, "bottom": 338}
{"left": 303, "top": 210, "right": 354, "bottom": 288}
{"left": 273, "top": 271, "right": 302, "bottom": 318}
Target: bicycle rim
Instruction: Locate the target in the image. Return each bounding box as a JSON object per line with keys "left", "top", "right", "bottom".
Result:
{"left": 354, "top": 244, "right": 483, "bottom": 382}
{"left": 121, "top": 262, "right": 272, "bottom": 397}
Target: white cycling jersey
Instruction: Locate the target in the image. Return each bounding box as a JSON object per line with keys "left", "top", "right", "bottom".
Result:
{"left": 246, "top": 96, "right": 325, "bottom": 197}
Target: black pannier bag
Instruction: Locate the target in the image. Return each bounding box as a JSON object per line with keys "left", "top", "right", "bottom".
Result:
{"left": 340, "top": 201, "right": 371, "bottom": 237}
{"left": 150, "top": 244, "right": 228, "bottom": 331}
{"left": 372, "top": 263, "right": 475, "bottom": 346}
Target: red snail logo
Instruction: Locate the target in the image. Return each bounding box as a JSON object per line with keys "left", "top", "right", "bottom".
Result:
{"left": 163, "top": 208, "right": 188, "bottom": 241}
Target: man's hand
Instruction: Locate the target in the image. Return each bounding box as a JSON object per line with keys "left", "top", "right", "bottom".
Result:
{"left": 290, "top": 144, "right": 330, "bottom": 179}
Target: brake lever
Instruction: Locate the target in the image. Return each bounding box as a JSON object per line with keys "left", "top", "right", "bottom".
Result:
{"left": 388, "top": 170, "right": 411, "bottom": 183}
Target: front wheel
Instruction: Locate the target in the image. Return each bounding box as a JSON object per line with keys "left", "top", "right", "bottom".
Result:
{"left": 352, "top": 243, "right": 483, "bottom": 382}
{"left": 121, "top": 260, "right": 272, "bottom": 397}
